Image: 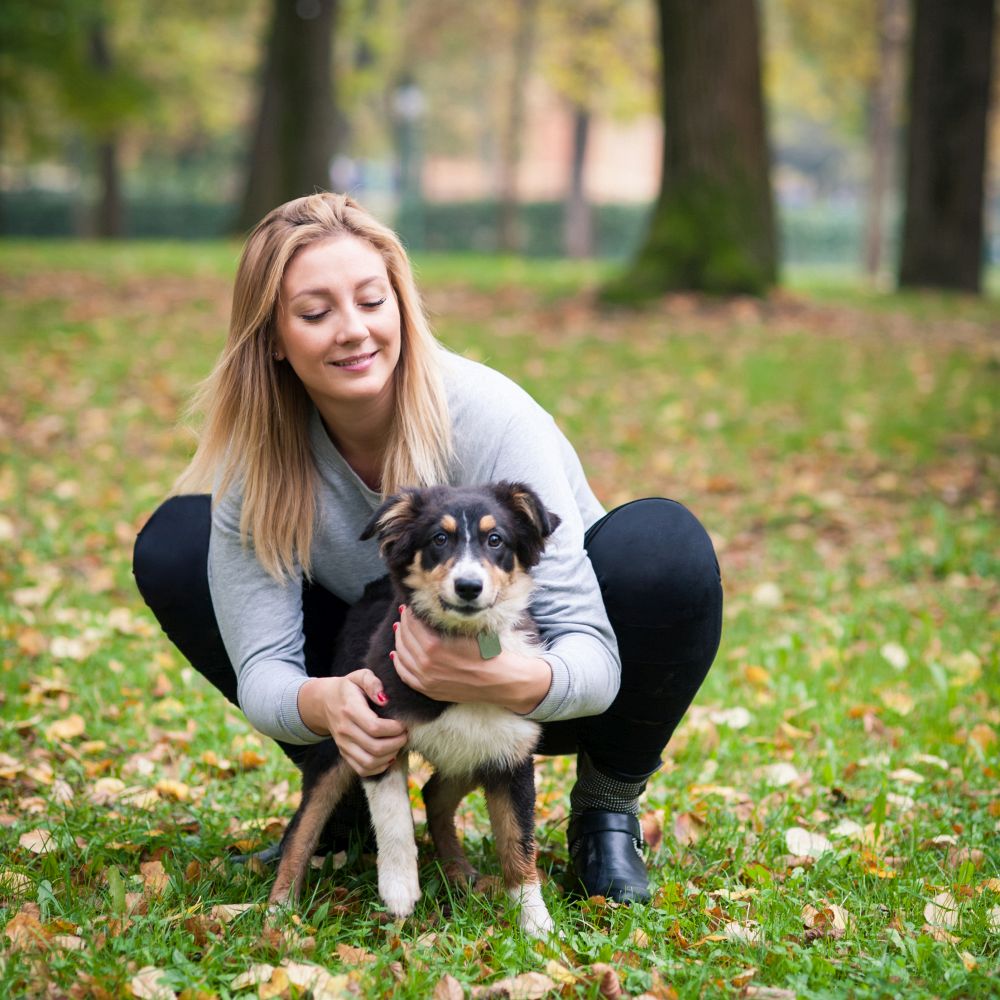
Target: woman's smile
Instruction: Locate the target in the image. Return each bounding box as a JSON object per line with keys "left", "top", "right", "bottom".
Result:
{"left": 329, "top": 350, "right": 379, "bottom": 370}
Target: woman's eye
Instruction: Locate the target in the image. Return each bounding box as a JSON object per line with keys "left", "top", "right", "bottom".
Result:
{"left": 487, "top": 533, "right": 503, "bottom": 548}
{"left": 302, "top": 310, "right": 328, "bottom": 323}
{"left": 432, "top": 532, "right": 448, "bottom": 547}
{"left": 360, "top": 297, "right": 387, "bottom": 309}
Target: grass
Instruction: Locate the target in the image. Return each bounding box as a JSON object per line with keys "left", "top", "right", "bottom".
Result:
{"left": 1, "top": 241, "right": 998, "bottom": 998}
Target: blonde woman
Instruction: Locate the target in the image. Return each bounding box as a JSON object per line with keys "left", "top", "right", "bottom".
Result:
{"left": 133, "top": 192, "right": 722, "bottom": 904}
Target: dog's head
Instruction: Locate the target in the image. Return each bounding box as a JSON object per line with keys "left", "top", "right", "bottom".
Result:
{"left": 361, "top": 482, "right": 561, "bottom": 632}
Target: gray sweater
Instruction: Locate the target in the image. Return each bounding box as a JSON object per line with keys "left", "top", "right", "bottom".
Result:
{"left": 207, "top": 350, "right": 621, "bottom": 744}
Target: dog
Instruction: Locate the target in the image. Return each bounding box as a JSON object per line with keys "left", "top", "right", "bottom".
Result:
{"left": 268, "top": 481, "right": 560, "bottom": 937}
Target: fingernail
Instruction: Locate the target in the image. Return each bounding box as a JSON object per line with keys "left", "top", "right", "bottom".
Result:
{"left": 376, "top": 692, "right": 388, "bottom": 704}
{"left": 389, "top": 651, "right": 396, "bottom": 661}
{"left": 398, "top": 605, "right": 405, "bottom": 614}
{"left": 392, "top": 622, "right": 399, "bottom": 633}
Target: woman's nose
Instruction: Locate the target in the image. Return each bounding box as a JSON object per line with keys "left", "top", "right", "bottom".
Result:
{"left": 334, "top": 306, "right": 368, "bottom": 343}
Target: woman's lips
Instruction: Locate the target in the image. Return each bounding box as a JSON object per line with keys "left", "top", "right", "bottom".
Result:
{"left": 329, "top": 351, "right": 377, "bottom": 371}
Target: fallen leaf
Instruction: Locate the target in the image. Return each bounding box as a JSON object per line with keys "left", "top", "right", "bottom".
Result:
{"left": 3, "top": 910, "right": 50, "bottom": 950}
{"left": 762, "top": 762, "right": 801, "bottom": 787}
{"left": 887, "top": 768, "right": 924, "bottom": 784}
{"left": 722, "top": 920, "right": 761, "bottom": 944}
{"left": 433, "top": 974, "right": 465, "bottom": 1000}
{"left": 209, "top": 902, "right": 257, "bottom": 923}
{"left": 140, "top": 860, "right": 169, "bottom": 896}
{"left": 130, "top": 966, "right": 176, "bottom": 1000}
{"left": 880, "top": 642, "right": 909, "bottom": 671}
{"left": 45, "top": 714, "right": 86, "bottom": 741}
{"left": 19, "top": 829, "right": 56, "bottom": 855}
{"left": 154, "top": 779, "right": 190, "bottom": 802}
{"left": 231, "top": 964, "right": 275, "bottom": 990}
{"left": 923, "top": 891, "right": 961, "bottom": 929}
{"left": 784, "top": 827, "right": 833, "bottom": 858}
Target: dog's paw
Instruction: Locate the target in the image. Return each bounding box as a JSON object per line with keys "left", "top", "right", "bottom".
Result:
{"left": 510, "top": 882, "right": 554, "bottom": 938}
{"left": 380, "top": 872, "right": 422, "bottom": 918}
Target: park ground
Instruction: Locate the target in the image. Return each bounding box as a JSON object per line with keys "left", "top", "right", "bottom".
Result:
{"left": 0, "top": 243, "right": 998, "bottom": 998}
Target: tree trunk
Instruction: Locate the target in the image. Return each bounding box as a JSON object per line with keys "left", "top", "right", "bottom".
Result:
{"left": 606, "top": 0, "right": 776, "bottom": 300}
{"left": 898, "top": 0, "right": 995, "bottom": 293}
{"left": 89, "top": 21, "right": 124, "bottom": 239}
{"left": 863, "top": 0, "right": 907, "bottom": 282}
{"left": 498, "top": 0, "right": 538, "bottom": 253}
{"left": 563, "top": 104, "right": 593, "bottom": 258}
{"left": 237, "top": 0, "right": 339, "bottom": 233}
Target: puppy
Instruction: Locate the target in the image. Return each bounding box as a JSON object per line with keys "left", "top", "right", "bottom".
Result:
{"left": 268, "top": 481, "right": 560, "bottom": 937}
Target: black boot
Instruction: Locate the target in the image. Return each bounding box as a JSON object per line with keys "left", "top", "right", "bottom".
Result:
{"left": 567, "top": 809, "right": 650, "bottom": 903}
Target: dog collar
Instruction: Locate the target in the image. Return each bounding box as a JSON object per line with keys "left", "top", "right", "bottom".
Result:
{"left": 477, "top": 631, "right": 502, "bottom": 660}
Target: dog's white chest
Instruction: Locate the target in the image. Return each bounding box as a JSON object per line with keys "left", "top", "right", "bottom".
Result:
{"left": 408, "top": 704, "right": 540, "bottom": 777}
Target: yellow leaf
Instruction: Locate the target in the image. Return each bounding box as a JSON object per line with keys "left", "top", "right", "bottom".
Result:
{"left": 231, "top": 964, "right": 275, "bottom": 990}
{"left": 744, "top": 665, "right": 771, "bottom": 686}
{"left": 239, "top": 750, "right": 268, "bottom": 770}
{"left": 45, "top": 714, "right": 85, "bottom": 741}
{"left": 969, "top": 724, "right": 997, "bottom": 751}
{"left": 140, "top": 860, "right": 169, "bottom": 896}
{"left": 544, "top": 960, "right": 578, "bottom": 985}
{"left": 154, "top": 780, "right": 190, "bottom": 802}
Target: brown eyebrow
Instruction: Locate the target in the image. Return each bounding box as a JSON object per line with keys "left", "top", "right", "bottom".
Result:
{"left": 289, "top": 276, "right": 386, "bottom": 303}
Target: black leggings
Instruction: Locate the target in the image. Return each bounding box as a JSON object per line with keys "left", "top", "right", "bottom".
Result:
{"left": 132, "top": 495, "right": 722, "bottom": 780}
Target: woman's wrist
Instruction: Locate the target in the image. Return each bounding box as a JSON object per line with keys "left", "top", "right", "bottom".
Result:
{"left": 297, "top": 676, "right": 337, "bottom": 737}
{"left": 499, "top": 653, "right": 552, "bottom": 715}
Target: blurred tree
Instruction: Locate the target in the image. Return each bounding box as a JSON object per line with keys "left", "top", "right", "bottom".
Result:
{"left": 498, "top": 0, "right": 540, "bottom": 253}
{"left": 539, "top": 0, "right": 655, "bottom": 258}
{"left": 898, "top": 0, "right": 995, "bottom": 293}
{"left": 237, "top": 0, "right": 339, "bottom": 232}
{"left": 607, "top": 0, "right": 776, "bottom": 299}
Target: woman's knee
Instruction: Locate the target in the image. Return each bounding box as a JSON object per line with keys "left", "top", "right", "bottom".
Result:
{"left": 133, "top": 494, "right": 212, "bottom": 610}
{"left": 585, "top": 497, "right": 721, "bottom": 627}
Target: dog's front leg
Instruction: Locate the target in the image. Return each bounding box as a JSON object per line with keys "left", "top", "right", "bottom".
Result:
{"left": 362, "top": 754, "right": 421, "bottom": 918}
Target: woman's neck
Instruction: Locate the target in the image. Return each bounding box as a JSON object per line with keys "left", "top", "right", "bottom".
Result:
{"left": 317, "top": 397, "right": 393, "bottom": 492}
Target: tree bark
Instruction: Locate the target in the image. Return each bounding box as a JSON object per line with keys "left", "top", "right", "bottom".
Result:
{"left": 564, "top": 104, "right": 593, "bottom": 258}
{"left": 606, "top": 0, "right": 776, "bottom": 299}
{"left": 89, "top": 21, "right": 124, "bottom": 239}
{"left": 237, "top": 0, "right": 339, "bottom": 233}
{"left": 898, "top": 0, "right": 995, "bottom": 293}
{"left": 498, "top": 0, "right": 538, "bottom": 253}
{"left": 863, "top": 0, "right": 907, "bottom": 282}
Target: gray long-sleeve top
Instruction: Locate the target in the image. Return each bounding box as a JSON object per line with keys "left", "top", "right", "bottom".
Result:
{"left": 207, "top": 350, "right": 621, "bottom": 744}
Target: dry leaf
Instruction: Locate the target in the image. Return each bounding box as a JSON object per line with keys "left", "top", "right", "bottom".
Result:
{"left": 19, "top": 829, "right": 56, "bottom": 855}
{"left": 209, "top": 902, "right": 257, "bottom": 923}
{"left": 722, "top": 920, "right": 761, "bottom": 944}
{"left": 231, "top": 964, "right": 275, "bottom": 990}
{"left": 762, "top": 762, "right": 801, "bottom": 787}
{"left": 543, "top": 960, "right": 577, "bottom": 986}
{"left": 673, "top": 811, "right": 705, "bottom": 845}
{"left": 335, "top": 943, "right": 377, "bottom": 965}
{"left": 887, "top": 768, "right": 924, "bottom": 785}
{"left": 784, "top": 827, "right": 832, "bottom": 858}
{"left": 46, "top": 714, "right": 86, "bottom": 742}
{"left": 139, "top": 860, "right": 169, "bottom": 896}
{"left": 154, "top": 780, "right": 190, "bottom": 802}
{"left": 472, "top": 972, "right": 557, "bottom": 999}
{"left": 923, "top": 891, "right": 961, "bottom": 929}
{"left": 130, "top": 966, "right": 177, "bottom": 1000}
{"left": 433, "top": 973, "right": 465, "bottom": 1000}
{"left": 3, "top": 910, "right": 50, "bottom": 950}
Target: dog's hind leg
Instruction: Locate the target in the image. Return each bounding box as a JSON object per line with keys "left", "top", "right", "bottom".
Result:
{"left": 362, "top": 755, "right": 421, "bottom": 918}
{"left": 269, "top": 760, "right": 355, "bottom": 907}
{"left": 482, "top": 759, "right": 553, "bottom": 938}
{"left": 423, "top": 770, "right": 480, "bottom": 885}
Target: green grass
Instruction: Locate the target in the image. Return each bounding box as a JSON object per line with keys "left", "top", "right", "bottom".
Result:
{"left": 1, "top": 241, "right": 998, "bottom": 998}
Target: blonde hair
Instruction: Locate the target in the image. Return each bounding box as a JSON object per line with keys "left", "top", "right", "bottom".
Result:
{"left": 172, "top": 192, "right": 453, "bottom": 581}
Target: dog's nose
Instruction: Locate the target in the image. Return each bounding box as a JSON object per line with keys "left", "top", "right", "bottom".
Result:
{"left": 454, "top": 577, "right": 483, "bottom": 601}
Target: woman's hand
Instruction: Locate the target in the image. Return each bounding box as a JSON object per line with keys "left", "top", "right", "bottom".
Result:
{"left": 391, "top": 606, "right": 552, "bottom": 714}
{"left": 297, "top": 671, "right": 409, "bottom": 777}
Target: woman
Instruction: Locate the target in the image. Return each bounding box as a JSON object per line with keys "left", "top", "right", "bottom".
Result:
{"left": 133, "top": 192, "right": 722, "bottom": 905}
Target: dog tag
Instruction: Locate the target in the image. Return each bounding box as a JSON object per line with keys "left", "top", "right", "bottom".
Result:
{"left": 477, "top": 631, "right": 502, "bottom": 660}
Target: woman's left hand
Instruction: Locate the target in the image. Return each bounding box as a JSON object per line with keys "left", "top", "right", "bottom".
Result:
{"left": 391, "top": 606, "right": 552, "bottom": 714}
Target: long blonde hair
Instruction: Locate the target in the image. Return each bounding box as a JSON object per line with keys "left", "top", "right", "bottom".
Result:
{"left": 172, "top": 192, "right": 453, "bottom": 581}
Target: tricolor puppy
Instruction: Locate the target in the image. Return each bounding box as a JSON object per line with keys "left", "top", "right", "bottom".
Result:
{"left": 268, "top": 481, "right": 560, "bottom": 937}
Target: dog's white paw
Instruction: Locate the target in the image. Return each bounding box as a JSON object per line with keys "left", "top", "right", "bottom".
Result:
{"left": 511, "top": 883, "right": 555, "bottom": 938}
{"left": 380, "top": 872, "right": 422, "bottom": 918}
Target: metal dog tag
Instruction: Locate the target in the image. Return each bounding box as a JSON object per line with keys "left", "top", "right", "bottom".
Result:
{"left": 477, "top": 631, "right": 502, "bottom": 660}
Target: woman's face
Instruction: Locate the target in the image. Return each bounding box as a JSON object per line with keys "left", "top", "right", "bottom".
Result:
{"left": 275, "top": 235, "right": 402, "bottom": 427}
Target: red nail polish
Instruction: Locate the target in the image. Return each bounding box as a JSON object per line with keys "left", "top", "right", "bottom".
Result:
{"left": 392, "top": 622, "right": 399, "bottom": 633}
{"left": 398, "top": 605, "right": 405, "bottom": 614}
{"left": 377, "top": 692, "right": 388, "bottom": 705}
{"left": 389, "top": 651, "right": 396, "bottom": 661}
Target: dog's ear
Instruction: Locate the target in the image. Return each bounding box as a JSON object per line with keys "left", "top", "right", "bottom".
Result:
{"left": 491, "top": 480, "right": 561, "bottom": 567}
{"left": 360, "top": 489, "right": 422, "bottom": 557}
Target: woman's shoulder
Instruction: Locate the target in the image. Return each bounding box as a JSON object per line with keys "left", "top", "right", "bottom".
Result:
{"left": 439, "top": 349, "right": 547, "bottom": 425}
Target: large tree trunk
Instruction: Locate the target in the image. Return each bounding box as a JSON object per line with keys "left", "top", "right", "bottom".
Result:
{"left": 606, "top": 0, "right": 776, "bottom": 300}
{"left": 863, "top": 0, "right": 907, "bottom": 282}
{"left": 89, "top": 22, "right": 124, "bottom": 238}
{"left": 898, "top": 0, "right": 995, "bottom": 293}
{"left": 237, "top": 0, "right": 339, "bottom": 233}
{"left": 497, "top": 0, "right": 538, "bottom": 253}
{"left": 563, "top": 104, "right": 593, "bottom": 258}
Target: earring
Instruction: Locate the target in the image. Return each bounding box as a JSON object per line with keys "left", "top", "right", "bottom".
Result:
{"left": 272, "top": 351, "right": 282, "bottom": 361}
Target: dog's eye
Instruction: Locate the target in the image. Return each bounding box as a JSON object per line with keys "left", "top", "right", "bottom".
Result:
{"left": 431, "top": 532, "right": 449, "bottom": 547}
{"left": 486, "top": 533, "right": 503, "bottom": 549}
